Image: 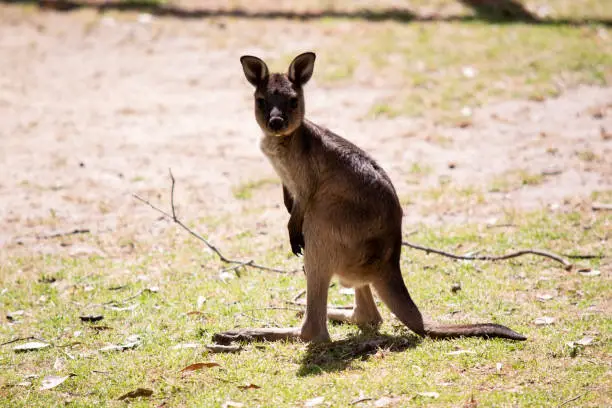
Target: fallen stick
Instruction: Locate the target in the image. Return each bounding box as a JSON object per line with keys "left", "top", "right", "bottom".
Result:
{"left": 402, "top": 241, "right": 574, "bottom": 270}
{"left": 556, "top": 390, "right": 590, "bottom": 407}
{"left": 36, "top": 228, "right": 91, "bottom": 240}
{"left": 592, "top": 203, "right": 612, "bottom": 211}
{"left": 0, "top": 336, "right": 50, "bottom": 347}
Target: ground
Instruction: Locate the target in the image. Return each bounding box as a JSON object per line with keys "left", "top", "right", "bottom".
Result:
{"left": 0, "top": 1, "right": 610, "bottom": 407}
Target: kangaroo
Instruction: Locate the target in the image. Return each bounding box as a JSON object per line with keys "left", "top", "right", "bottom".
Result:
{"left": 213, "top": 52, "right": 526, "bottom": 344}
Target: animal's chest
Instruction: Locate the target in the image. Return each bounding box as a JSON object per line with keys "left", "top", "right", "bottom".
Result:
{"left": 260, "top": 137, "right": 300, "bottom": 196}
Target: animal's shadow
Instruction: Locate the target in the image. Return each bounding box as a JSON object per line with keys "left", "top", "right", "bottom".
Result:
{"left": 297, "top": 331, "right": 421, "bottom": 377}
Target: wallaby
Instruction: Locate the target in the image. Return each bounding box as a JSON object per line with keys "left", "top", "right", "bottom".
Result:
{"left": 213, "top": 52, "right": 526, "bottom": 344}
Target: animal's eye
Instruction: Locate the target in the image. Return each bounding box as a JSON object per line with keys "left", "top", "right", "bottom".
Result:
{"left": 256, "top": 98, "right": 266, "bottom": 109}
{"left": 289, "top": 97, "right": 298, "bottom": 109}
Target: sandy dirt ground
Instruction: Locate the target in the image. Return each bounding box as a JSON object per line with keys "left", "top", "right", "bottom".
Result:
{"left": 0, "top": 5, "right": 610, "bottom": 256}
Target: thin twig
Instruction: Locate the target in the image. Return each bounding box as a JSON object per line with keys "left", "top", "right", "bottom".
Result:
{"left": 36, "top": 228, "right": 91, "bottom": 240}
{"left": 239, "top": 307, "right": 304, "bottom": 314}
{"left": 221, "top": 260, "right": 254, "bottom": 274}
{"left": 402, "top": 241, "right": 573, "bottom": 270}
{"left": 0, "top": 336, "right": 49, "bottom": 347}
{"left": 103, "top": 289, "right": 144, "bottom": 305}
{"left": 592, "top": 203, "right": 612, "bottom": 211}
{"left": 133, "top": 169, "right": 295, "bottom": 274}
{"left": 556, "top": 391, "right": 590, "bottom": 407}
{"left": 13, "top": 228, "right": 91, "bottom": 244}
{"left": 292, "top": 289, "right": 306, "bottom": 302}
{"left": 1, "top": 337, "right": 35, "bottom": 347}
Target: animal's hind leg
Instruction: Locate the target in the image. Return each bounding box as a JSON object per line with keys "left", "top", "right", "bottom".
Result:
{"left": 327, "top": 285, "right": 383, "bottom": 330}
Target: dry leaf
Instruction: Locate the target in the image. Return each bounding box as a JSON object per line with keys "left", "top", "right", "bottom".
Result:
{"left": 496, "top": 362, "right": 503, "bottom": 374}
{"left": 53, "top": 357, "right": 66, "bottom": 371}
{"left": 351, "top": 394, "right": 372, "bottom": 405}
{"left": 219, "top": 272, "right": 235, "bottom": 282}
{"left": 171, "top": 343, "right": 200, "bottom": 350}
{"left": 464, "top": 395, "right": 478, "bottom": 408}
{"left": 99, "top": 345, "right": 124, "bottom": 352}
{"left": 237, "top": 383, "right": 260, "bottom": 390}
{"left": 222, "top": 401, "right": 244, "bottom": 408}
{"left": 79, "top": 314, "right": 104, "bottom": 322}
{"left": 446, "top": 350, "right": 475, "bottom": 356}
{"left": 180, "top": 362, "right": 220, "bottom": 374}
{"left": 186, "top": 310, "right": 205, "bottom": 316}
{"left": 137, "top": 13, "right": 153, "bottom": 24}
{"left": 90, "top": 325, "right": 112, "bottom": 331}
{"left": 117, "top": 387, "right": 154, "bottom": 400}
{"left": 578, "top": 269, "right": 600, "bottom": 277}
{"left": 206, "top": 344, "right": 242, "bottom": 353}
{"left": 106, "top": 304, "right": 138, "bottom": 312}
{"left": 15, "top": 381, "right": 32, "bottom": 387}
{"left": 39, "top": 375, "right": 71, "bottom": 391}
{"left": 340, "top": 287, "right": 355, "bottom": 295}
{"left": 417, "top": 392, "right": 439, "bottom": 398}
{"left": 99, "top": 341, "right": 140, "bottom": 352}
{"left": 462, "top": 66, "right": 477, "bottom": 78}
{"left": 196, "top": 296, "right": 206, "bottom": 309}
{"left": 576, "top": 336, "right": 594, "bottom": 346}
{"left": 14, "top": 341, "right": 51, "bottom": 352}
{"left": 69, "top": 245, "right": 105, "bottom": 257}
{"left": 7, "top": 310, "right": 24, "bottom": 321}
{"left": 460, "top": 106, "right": 472, "bottom": 117}
{"left": 536, "top": 294, "right": 554, "bottom": 301}
{"left": 374, "top": 396, "right": 400, "bottom": 407}
{"left": 304, "top": 396, "right": 325, "bottom": 407}
{"left": 534, "top": 316, "right": 555, "bottom": 325}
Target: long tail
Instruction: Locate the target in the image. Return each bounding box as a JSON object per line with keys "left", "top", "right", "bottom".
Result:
{"left": 373, "top": 270, "right": 526, "bottom": 341}
{"left": 424, "top": 323, "right": 526, "bottom": 341}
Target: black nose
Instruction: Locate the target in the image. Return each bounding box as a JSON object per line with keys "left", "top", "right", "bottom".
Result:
{"left": 268, "top": 117, "right": 285, "bottom": 132}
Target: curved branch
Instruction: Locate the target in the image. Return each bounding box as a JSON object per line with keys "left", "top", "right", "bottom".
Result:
{"left": 134, "top": 169, "right": 296, "bottom": 274}
{"left": 402, "top": 241, "right": 573, "bottom": 270}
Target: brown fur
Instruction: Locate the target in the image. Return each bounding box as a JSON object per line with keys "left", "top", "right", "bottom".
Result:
{"left": 215, "top": 52, "right": 526, "bottom": 344}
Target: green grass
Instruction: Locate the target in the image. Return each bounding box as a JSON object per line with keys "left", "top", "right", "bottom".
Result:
{"left": 302, "top": 1, "right": 612, "bottom": 122}
{"left": 232, "top": 178, "right": 279, "bottom": 200}
{"left": 1, "top": 209, "right": 609, "bottom": 407}
{"left": 490, "top": 170, "right": 546, "bottom": 193}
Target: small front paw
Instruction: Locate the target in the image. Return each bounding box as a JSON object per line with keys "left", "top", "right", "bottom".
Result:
{"left": 289, "top": 232, "right": 305, "bottom": 256}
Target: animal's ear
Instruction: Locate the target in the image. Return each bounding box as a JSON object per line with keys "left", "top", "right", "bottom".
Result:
{"left": 240, "top": 55, "right": 269, "bottom": 87}
{"left": 288, "top": 52, "right": 316, "bottom": 86}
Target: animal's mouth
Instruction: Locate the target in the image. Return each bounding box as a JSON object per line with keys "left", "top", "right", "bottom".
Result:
{"left": 272, "top": 131, "right": 290, "bottom": 137}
